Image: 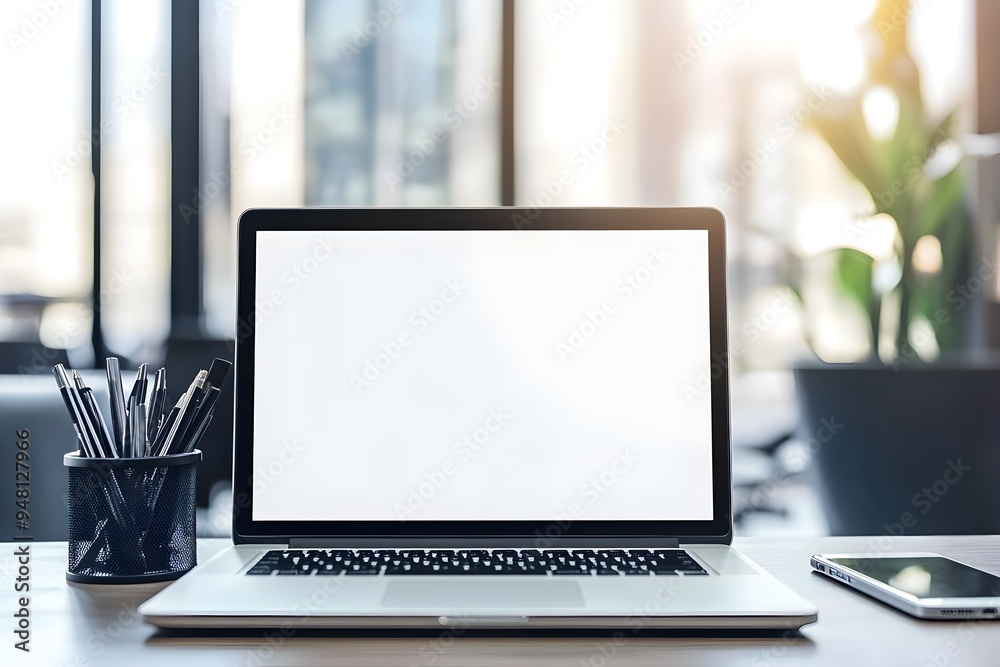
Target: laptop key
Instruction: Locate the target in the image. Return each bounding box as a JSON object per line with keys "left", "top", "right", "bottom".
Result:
{"left": 247, "top": 548, "right": 708, "bottom": 576}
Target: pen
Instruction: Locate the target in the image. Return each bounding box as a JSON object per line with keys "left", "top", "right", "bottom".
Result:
{"left": 53, "top": 365, "right": 97, "bottom": 458}
{"left": 151, "top": 396, "right": 183, "bottom": 457}
{"left": 183, "top": 405, "right": 215, "bottom": 454}
{"left": 147, "top": 367, "right": 166, "bottom": 442}
{"left": 174, "top": 359, "right": 231, "bottom": 453}
{"left": 123, "top": 364, "right": 148, "bottom": 457}
{"left": 73, "top": 370, "right": 117, "bottom": 458}
{"left": 179, "top": 386, "right": 220, "bottom": 453}
{"left": 137, "top": 362, "right": 149, "bottom": 396}
{"left": 63, "top": 367, "right": 105, "bottom": 458}
{"left": 136, "top": 402, "right": 148, "bottom": 457}
{"left": 160, "top": 370, "right": 207, "bottom": 456}
{"left": 204, "top": 358, "right": 233, "bottom": 394}
{"left": 106, "top": 357, "right": 127, "bottom": 457}
{"left": 124, "top": 392, "right": 135, "bottom": 458}
{"left": 53, "top": 365, "right": 139, "bottom": 550}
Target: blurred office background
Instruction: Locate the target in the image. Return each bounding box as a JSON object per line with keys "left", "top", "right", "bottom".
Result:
{"left": 3, "top": 0, "right": 999, "bottom": 537}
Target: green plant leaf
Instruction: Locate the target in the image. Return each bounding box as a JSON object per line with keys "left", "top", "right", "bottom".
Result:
{"left": 926, "top": 109, "right": 957, "bottom": 156}
{"left": 811, "top": 102, "right": 884, "bottom": 199}
{"left": 833, "top": 247, "right": 878, "bottom": 351}
{"left": 802, "top": 0, "right": 972, "bottom": 358}
{"left": 915, "top": 165, "right": 965, "bottom": 241}
{"left": 908, "top": 202, "right": 972, "bottom": 353}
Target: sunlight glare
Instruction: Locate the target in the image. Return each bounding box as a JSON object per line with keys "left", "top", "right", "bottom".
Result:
{"left": 862, "top": 86, "right": 900, "bottom": 141}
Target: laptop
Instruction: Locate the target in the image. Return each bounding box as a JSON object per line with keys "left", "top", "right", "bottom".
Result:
{"left": 140, "top": 207, "right": 818, "bottom": 630}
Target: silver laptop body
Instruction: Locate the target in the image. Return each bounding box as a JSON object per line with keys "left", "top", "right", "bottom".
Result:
{"left": 140, "top": 207, "right": 817, "bottom": 630}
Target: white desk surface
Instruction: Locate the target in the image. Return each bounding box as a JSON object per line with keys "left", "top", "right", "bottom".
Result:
{"left": 3, "top": 536, "right": 1000, "bottom": 666}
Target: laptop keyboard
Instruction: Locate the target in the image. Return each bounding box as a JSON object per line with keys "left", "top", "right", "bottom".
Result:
{"left": 247, "top": 549, "right": 708, "bottom": 576}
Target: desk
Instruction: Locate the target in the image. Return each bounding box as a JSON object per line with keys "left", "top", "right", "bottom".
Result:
{"left": 3, "top": 536, "right": 1000, "bottom": 666}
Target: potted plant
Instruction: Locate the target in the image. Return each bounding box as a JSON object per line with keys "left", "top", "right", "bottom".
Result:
{"left": 793, "top": 0, "right": 1000, "bottom": 535}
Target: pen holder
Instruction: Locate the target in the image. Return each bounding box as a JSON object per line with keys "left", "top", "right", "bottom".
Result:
{"left": 64, "top": 450, "right": 201, "bottom": 583}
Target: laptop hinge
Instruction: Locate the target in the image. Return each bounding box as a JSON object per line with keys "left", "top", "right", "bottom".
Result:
{"left": 287, "top": 537, "right": 682, "bottom": 549}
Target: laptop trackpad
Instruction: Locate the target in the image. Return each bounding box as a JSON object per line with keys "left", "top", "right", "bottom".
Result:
{"left": 383, "top": 581, "right": 584, "bottom": 608}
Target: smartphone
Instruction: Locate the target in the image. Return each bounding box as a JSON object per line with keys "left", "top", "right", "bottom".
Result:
{"left": 811, "top": 553, "right": 1000, "bottom": 620}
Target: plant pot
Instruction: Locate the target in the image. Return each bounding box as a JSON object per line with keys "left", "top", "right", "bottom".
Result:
{"left": 793, "top": 359, "right": 1000, "bottom": 536}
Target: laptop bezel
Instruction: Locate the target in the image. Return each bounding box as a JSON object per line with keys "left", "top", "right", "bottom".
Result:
{"left": 232, "top": 207, "right": 732, "bottom": 545}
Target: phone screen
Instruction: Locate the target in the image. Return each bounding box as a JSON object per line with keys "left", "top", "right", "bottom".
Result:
{"left": 829, "top": 557, "right": 1000, "bottom": 599}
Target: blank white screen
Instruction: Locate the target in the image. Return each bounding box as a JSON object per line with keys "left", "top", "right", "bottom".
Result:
{"left": 252, "top": 229, "right": 714, "bottom": 522}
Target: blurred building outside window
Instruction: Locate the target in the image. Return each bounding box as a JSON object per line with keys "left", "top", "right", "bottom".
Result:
{"left": 0, "top": 0, "right": 977, "bottom": 383}
{"left": 201, "top": 0, "right": 501, "bottom": 337}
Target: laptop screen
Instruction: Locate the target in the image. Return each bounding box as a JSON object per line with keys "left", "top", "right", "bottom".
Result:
{"left": 251, "top": 228, "right": 713, "bottom": 523}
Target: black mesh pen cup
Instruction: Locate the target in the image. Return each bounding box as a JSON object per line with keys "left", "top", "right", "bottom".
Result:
{"left": 64, "top": 450, "right": 201, "bottom": 584}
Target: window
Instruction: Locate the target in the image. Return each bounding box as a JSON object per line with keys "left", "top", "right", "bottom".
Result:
{"left": 200, "top": 0, "right": 501, "bottom": 337}
{"left": 100, "top": 0, "right": 171, "bottom": 359}
{"left": 0, "top": 0, "right": 977, "bottom": 373}
{"left": 0, "top": 0, "right": 92, "bottom": 362}
{"left": 516, "top": 0, "right": 976, "bottom": 369}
